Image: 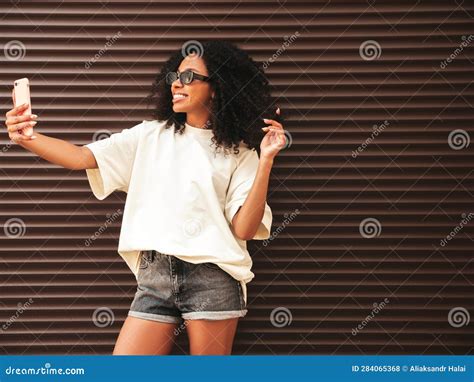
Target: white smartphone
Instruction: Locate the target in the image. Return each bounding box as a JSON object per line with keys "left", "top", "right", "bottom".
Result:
{"left": 13, "top": 77, "right": 33, "bottom": 136}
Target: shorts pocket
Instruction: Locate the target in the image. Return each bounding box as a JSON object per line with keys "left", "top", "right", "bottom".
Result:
{"left": 139, "top": 250, "right": 154, "bottom": 269}
{"left": 237, "top": 282, "right": 246, "bottom": 310}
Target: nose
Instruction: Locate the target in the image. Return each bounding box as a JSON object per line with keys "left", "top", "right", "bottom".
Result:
{"left": 171, "top": 76, "right": 184, "bottom": 90}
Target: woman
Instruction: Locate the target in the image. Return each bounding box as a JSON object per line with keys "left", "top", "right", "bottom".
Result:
{"left": 4, "top": 40, "right": 286, "bottom": 355}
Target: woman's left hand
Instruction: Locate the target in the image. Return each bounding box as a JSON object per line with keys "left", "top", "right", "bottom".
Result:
{"left": 260, "top": 107, "right": 287, "bottom": 160}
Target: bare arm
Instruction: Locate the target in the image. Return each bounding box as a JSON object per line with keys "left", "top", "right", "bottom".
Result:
{"left": 17, "top": 132, "right": 97, "bottom": 170}
{"left": 231, "top": 111, "right": 286, "bottom": 240}
{"left": 5, "top": 100, "right": 97, "bottom": 170}
{"left": 231, "top": 156, "right": 273, "bottom": 240}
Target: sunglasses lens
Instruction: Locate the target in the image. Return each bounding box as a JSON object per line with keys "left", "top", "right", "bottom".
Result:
{"left": 166, "top": 72, "right": 178, "bottom": 85}
{"left": 181, "top": 71, "right": 193, "bottom": 84}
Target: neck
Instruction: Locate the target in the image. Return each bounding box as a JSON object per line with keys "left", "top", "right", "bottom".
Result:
{"left": 186, "top": 113, "right": 210, "bottom": 129}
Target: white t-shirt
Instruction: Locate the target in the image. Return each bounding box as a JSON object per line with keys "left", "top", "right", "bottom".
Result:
{"left": 83, "top": 119, "right": 272, "bottom": 305}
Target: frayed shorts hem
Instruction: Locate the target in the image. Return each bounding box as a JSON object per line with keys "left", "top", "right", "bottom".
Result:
{"left": 128, "top": 310, "right": 182, "bottom": 324}
{"left": 182, "top": 309, "right": 248, "bottom": 320}
{"left": 128, "top": 309, "right": 248, "bottom": 324}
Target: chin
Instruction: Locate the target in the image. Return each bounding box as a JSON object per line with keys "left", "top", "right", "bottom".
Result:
{"left": 172, "top": 106, "right": 185, "bottom": 113}
{"left": 172, "top": 104, "right": 191, "bottom": 113}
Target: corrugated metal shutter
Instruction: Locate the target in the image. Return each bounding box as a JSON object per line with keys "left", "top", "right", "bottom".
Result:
{"left": 1, "top": 1, "right": 472, "bottom": 355}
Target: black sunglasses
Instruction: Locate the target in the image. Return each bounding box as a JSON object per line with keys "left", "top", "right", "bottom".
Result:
{"left": 165, "top": 69, "right": 211, "bottom": 85}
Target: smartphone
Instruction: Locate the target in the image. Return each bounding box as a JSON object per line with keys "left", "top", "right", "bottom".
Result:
{"left": 14, "top": 77, "right": 33, "bottom": 136}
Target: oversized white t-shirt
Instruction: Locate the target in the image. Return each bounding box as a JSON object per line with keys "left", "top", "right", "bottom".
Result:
{"left": 83, "top": 119, "right": 272, "bottom": 305}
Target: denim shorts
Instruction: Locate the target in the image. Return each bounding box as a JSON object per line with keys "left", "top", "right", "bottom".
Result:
{"left": 128, "top": 250, "right": 248, "bottom": 324}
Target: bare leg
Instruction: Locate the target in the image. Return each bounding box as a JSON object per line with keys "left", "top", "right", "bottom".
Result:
{"left": 113, "top": 316, "right": 179, "bottom": 355}
{"left": 186, "top": 318, "right": 240, "bottom": 355}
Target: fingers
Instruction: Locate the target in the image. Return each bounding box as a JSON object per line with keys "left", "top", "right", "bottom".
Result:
{"left": 266, "top": 128, "right": 286, "bottom": 146}
{"left": 261, "top": 126, "right": 284, "bottom": 134}
{"left": 6, "top": 102, "right": 30, "bottom": 117}
{"left": 9, "top": 131, "right": 33, "bottom": 143}
{"left": 8, "top": 126, "right": 37, "bottom": 142}
{"left": 262, "top": 126, "right": 287, "bottom": 146}
{"left": 5, "top": 114, "right": 37, "bottom": 126}
{"left": 4, "top": 104, "right": 37, "bottom": 143}
{"left": 7, "top": 120, "right": 36, "bottom": 133}
{"left": 9, "top": 131, "right": 22, "bottom": 143}
{"left": 263, "top": 118, "right": 283, "bottom": 129}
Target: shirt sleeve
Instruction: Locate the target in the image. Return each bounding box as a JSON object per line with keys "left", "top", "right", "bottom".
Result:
{"left": 224, "top": 148, "right": 273, "bottom": 240}
{"left": 83, "top": 121, "right": 144, "bottom": 200}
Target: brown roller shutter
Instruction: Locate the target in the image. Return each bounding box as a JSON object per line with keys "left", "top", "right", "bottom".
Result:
{"left": 0, "top": 1, "right": 472, "bottom": 355}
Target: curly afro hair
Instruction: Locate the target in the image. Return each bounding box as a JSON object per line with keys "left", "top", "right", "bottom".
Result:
{"left": 145, "top": 40, "right": 281, "bottom": 156}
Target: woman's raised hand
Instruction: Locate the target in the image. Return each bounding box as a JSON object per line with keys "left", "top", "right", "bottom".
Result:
{"left": 5, "top": 88, "right": 37, "bottom": 142}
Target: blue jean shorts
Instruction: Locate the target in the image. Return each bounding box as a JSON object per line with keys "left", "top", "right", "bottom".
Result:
{"left": 128, "top": 250, "right": 248, "bottom": 324}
